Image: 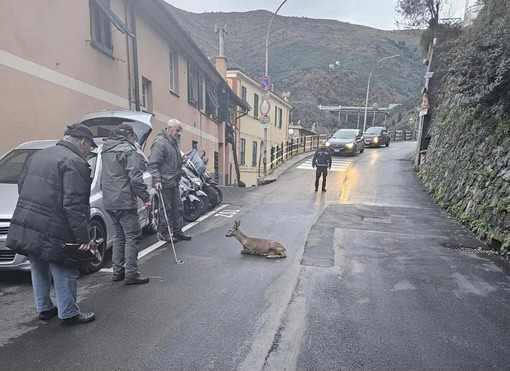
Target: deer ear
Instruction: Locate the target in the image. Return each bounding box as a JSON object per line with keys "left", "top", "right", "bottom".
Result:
{"left": 237, "top": 220, "right": 241, "bottom": 227}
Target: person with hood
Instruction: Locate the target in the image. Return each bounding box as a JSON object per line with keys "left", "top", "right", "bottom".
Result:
{"left": 312, "top": 140, "right": 332, "bottom": 192}
{"left": 148, "top": 119, "right": 192, "bottom": 242}
{"left": 101, "top": 123, "right": 151, "bottom": 285}
{"left": 6, "top": 123, "right": 96, "bottom": 326}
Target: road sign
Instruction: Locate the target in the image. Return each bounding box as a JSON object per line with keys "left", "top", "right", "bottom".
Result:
{"left": 260, "top": 75, "right": 271, "bottom": 92}
{"left": 259, "top": 116, "right": 270, "bottom": 126}
{"left": 261, "top": 92, "right": 270, "bottom": 100}
{"left": 259, "top": 99, "right": 271, "bottom": 116}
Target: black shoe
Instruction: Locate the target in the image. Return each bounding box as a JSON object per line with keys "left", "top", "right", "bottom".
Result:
{"left": 174, "top": 233, "right": 192, "bottom": 241}
{"left": 322, "top": 189, "right": 327, "bottom": 192}
{"left": 125, "top": 275, "right": 150, "bottom": 285}
{"left": 112, "top": 273, "right": 125, "bottom": 282}
{"left": 159, "top": 231, "right": 178, "bottom": 243}
{"left": 314, "top": 188, "right": 318, "bottom": 192}
{"left": 61, "top": 312, "right": 95, "bottom": 326}
{"left": 39, "top": 307, "right": 58, "bottom": 320}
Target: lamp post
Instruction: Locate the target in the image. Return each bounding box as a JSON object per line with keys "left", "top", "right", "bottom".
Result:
{"left": 362, "top": 54, "right": 400, "bottom": 133}
{"left": 262, "top": 0, "right": 288, "bottom": 175}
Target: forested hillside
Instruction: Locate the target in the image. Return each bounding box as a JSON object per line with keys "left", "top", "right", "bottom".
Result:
{"left": 166, "top": 4, "right": 424, "bottom": 133}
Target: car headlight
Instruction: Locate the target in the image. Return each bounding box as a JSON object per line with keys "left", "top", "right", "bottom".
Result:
{"left": 373, "top": 137, "right": 379, "bottom": 143}
{"left": 345, "top": 143, "right": 354, "bottom": 149}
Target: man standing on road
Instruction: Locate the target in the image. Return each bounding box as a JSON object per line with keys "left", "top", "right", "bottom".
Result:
{"left": 148, "top": 119, "right": 192, "bottom": 242}
{"left": 6, "top": 123, "right": 96, "bottom": 326}
{"left": 101, "top": 124, "right": 151, "bottom": 285}
{"left": 312, "top": 140, "right": 332, "bottom": 192}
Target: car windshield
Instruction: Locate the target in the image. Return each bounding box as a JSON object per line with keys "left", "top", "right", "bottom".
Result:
{"left": 0, "top": 149, "right": 40, "bottom": 183}
{"left": 81, "top": 117, "right": 151, "bottom": 145}
{"left": 332, "top": 130, "right": 356, "bottom": 140}
{"left": 365, "top": 127, "right": 382, "bottom": 134}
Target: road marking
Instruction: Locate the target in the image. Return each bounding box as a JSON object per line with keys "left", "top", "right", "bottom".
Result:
{"left": 99, "top": 204, "right": 230, "bottom": 273}
{"left": 297, "top": 158, "right": 353, "bottom": 172}
{"left": 215, "top": 209, "right": 241, "bottom": 218}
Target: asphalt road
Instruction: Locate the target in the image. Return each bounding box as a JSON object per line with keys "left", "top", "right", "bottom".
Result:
{"left": 0, "top": 142, "right": 509, "bottom": 370}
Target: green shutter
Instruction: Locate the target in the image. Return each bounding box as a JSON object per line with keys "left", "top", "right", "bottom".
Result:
{"left": 218, "top": 91, "right": 229, "bottom": 122}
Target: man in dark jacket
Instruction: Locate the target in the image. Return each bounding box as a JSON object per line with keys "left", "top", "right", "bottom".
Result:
{"left": 312, "top": 140, "right": 332, "bottom": 192}
{"left": 101, "top": 124, "right": 151, "bottom": 285}
{"left": 6, "top": 123, "right": 96, "bottom": 326}
{"left": 148, "top": 119, "right": 191, "bottom": 242}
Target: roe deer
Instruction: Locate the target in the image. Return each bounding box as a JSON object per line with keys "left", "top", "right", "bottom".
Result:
{"left": 226, "top": 220, "right": 287, "bottom": 259}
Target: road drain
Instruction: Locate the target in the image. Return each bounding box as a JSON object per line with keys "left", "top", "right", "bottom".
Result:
{"left": 362, "top": 217, "right": 392, "bottom": 224}
{"left": 443, "top": 243, "right": 498, "bottom": 255}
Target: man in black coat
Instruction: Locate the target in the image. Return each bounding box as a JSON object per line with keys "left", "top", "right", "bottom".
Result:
{"left": 101, "top": 124, "right": 151, "bottom": 285}
{"left": 6, "top": 123, "right": 96, "bottom": 326}
{"left": 312, "top": 140, "right": 332, "bottom": 192}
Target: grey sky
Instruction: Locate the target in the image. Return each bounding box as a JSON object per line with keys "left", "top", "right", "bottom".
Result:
{"left": 166, "top": 0, "right": 469, "bottom": 30}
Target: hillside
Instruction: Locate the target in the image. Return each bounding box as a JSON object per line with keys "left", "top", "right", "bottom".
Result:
{"left": 165, "top": 4, "right": 425, "bottom": 132}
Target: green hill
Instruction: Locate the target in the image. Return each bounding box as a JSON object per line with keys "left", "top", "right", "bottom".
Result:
{"left": 166, "top": 4, "right": 425, "bottom": 132}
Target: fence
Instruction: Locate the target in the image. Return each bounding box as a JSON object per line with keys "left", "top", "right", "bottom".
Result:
{"left": 260, "top": 134, "right": 330, "bottom": 177}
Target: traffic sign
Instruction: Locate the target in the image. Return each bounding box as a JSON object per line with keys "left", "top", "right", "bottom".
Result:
{"left": 259, "top": 116, "right": 270, "bottom": 126}
{"left": 260, "top": 99, "right": 271, "bottom": 116}
{"left": 260, "top": 75, "right": 271, "bottom": 92}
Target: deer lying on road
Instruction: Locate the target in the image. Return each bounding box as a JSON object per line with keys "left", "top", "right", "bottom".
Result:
{"left": 226, "top": 220, "right": 287, "bottom": 259}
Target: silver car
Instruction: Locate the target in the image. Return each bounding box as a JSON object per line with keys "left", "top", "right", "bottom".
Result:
{"left": 0, "top": 110, "right": 155, "bottom": 273}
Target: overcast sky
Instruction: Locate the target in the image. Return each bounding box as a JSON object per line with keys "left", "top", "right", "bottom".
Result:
{"left": 165, "top": 0, "right": 468, "bottom": 30}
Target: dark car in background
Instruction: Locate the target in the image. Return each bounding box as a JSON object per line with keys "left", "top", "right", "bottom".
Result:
{"left": 327, "top": 129, "right": 365, "bottom": 156}
{"left": 364, "top": 126, "right": 390, "bottom": 147}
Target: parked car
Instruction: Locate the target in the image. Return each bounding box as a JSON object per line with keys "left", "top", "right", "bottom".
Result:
{"left": 364, "top": 126, "right": 390, "bottom": 147}
{"left": 327, "top": 128, "right": 365, "bottom": 156}
{"left": 0, "top": 110, "right": 155, "bottom": 273}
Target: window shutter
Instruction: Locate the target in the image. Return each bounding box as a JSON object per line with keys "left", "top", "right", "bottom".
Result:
{"left": 218, "top": 91, "right": 229, "bottom": 122}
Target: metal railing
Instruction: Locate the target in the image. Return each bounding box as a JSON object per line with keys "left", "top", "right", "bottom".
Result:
{"left": 259, "top": 134, "right": 330, "bottom": 176}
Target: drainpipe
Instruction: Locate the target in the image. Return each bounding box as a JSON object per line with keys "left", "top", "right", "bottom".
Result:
{"left": 130, "top": 1, "right": 140, "bottom": 111}
{"left": 124, "top": 0, "right": 133, "bottom": 109}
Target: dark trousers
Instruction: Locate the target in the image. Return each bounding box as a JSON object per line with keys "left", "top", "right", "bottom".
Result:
{"left": 315, "top": 167, "right": 328, "bottom": 190}
{"left": 107, "top": 209, "right": 142, "bottom": 279}
{"left": 159, "top": 186, "right": 184, "bottom": 235}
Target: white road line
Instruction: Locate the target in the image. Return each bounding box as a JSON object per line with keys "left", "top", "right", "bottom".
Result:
{"left": 297, "top": 158, "right": 352, "bottom": 172}
{"left": 99, "top": 203, "right": 230, "bottom": 273}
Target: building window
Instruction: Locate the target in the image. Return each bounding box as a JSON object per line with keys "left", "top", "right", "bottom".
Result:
{"left": 206, "top": 80, "right": 219, "bottom": 119}
{"left": 241, "top": 86, "right": 247, "bottom": 101}
{"left": 214, "top": 151, "right": 219, "bottom": 182}
{"left": 274, "top": 106, "right": 278, "bottom": 127}
{"left": 279, "top": 108, "right": 283, "bottom": 128}
{"left": 254, "top": 93, "right": 259, "bottom": 118}
{"left": 187, "top": 60, "right": 201, "bottom": 108}
{"left": 169, "top": 49, "right": 178, "bottom": 93}
{"left": 192, "top": 140, "right": 198, "bottom": 150}
{"left": 252, "top": 141, "right": 257, "bottom": 167}
{"left": 141, "top": 77, "right": 153, "bottom": 113}
{"left": 89, "top": 0, "right": 113, "bottom": 55}
{"left": 240, "top": 138, "right": 246, "bottom": 165}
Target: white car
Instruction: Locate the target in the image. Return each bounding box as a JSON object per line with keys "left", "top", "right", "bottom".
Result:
{"left": 0, "top": 110, "right": 155, "bottom": 273}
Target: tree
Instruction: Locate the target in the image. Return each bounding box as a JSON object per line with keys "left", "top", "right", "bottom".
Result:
{"left": 395, "top": 0, "right": 443, "bottom": 30}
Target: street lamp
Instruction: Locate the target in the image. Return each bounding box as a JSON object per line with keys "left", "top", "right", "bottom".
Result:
{"left": 263, "top": 0, "right": 288, "bottom": 175}
{"left": 362, "top": 54, "right": 400, "bottom": 133}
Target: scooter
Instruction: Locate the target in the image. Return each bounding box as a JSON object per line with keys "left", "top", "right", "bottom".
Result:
{"left": 181, "top": 166, "right": 209, "bottom": 215}
{"left": 180, "top": 176, "right": 203, "bottom": 222}
{"left": 183, "top": 149, "right": 222, "bottom": 209}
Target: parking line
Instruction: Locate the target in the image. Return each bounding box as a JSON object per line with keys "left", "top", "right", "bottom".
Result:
{"left": 99, "top": 203, "right": 230, "bottom": 273}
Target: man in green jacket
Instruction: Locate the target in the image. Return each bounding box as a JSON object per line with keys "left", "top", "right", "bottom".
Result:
{"left": 101, "top": 124, "right": 151, "bottom": 285}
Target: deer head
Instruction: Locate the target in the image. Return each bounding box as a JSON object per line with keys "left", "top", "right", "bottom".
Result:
{"left": 226, "top": 220, "right": 241, "bottom": 237}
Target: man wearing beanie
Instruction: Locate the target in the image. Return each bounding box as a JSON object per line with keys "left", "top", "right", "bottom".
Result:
{"left": 101, "top": 123, "right": 151, "bottom": 285}
{"left": 7, "top": 123, "right": 96, "bottom": 326}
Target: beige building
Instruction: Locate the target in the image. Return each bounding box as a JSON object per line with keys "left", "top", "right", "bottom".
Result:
{"left": 0, "top": 0, "right": 248, "bottom": 185}
{"left": 226, "top": 68, "right": 292, "bottom": 186}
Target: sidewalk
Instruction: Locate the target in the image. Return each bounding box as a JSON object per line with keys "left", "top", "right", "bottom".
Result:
{"left": 259, "top": 151, "right": 313, "bottom": 185}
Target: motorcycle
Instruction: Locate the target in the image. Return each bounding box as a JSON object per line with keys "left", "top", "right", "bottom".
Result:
{"left": 180, "top": 176, "right": 203, "bottom": 222}
{"left": 181, "top": 166, "right": 209, "bottom": 216}
{"left": 184, "top": 149, "right": 222, "bottom": 209}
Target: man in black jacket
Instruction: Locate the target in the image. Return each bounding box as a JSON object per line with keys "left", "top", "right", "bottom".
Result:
{"left": 148, "top": 119, "right": 191, "bottom": 242}
{"left": 101, "top": 124, "right": 151, "bottom": 285}
{"left": 312, "top": 140, "right": 332, "bottom": 192}
{"left": 6, "top": 123, "right": 96, "bottom": 326}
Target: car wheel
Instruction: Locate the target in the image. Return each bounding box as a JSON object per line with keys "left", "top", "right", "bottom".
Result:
{"left": 386, "top": 141, "right": 390, "bottom": 147}
{"left": 82, "top": 219, "right": 107, "bottom": 274}
{"left": 360, "top": 147, "right": 364, "bottom": 153}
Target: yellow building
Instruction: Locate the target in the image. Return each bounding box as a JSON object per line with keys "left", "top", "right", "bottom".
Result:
{"left": 226, "top": 68, "right": 292, "bottom": 186}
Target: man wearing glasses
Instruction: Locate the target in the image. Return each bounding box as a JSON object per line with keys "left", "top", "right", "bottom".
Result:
{"left": 101, "top": 123, "right": 151, "bottom": 285}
